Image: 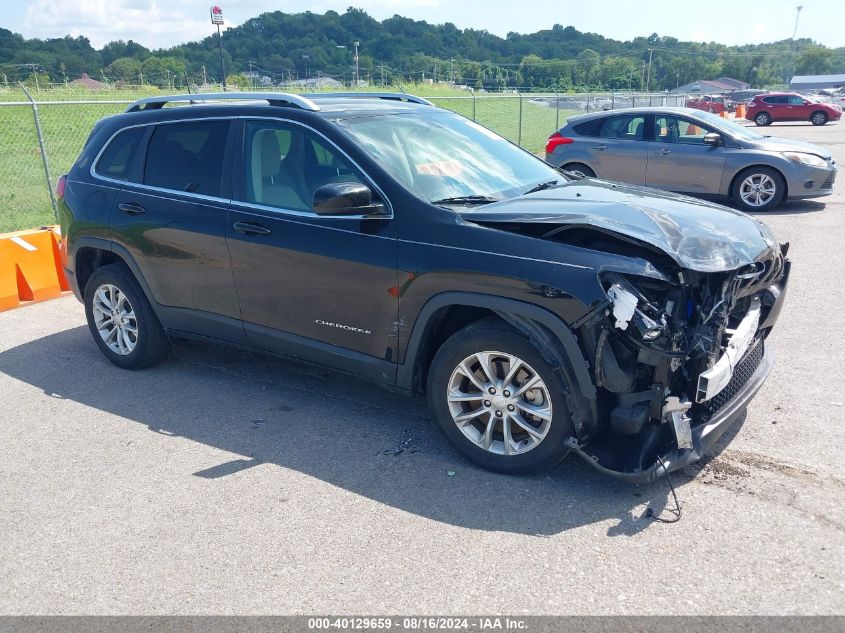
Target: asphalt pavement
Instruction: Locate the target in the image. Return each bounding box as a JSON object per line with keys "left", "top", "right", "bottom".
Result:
{"left": 1, "top": 120, "right": 843, "bottom": 615}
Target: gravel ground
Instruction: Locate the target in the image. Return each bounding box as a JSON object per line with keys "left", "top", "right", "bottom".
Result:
{"left": 1, "top": 121, "right": 843, "bottom": 616}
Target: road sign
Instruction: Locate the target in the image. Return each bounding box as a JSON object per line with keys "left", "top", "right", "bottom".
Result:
{"left": 210, "top": 5, "right": 223, "bottom": 25}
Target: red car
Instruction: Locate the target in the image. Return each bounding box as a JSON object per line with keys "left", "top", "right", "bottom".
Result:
{"left": 685, "top": 94, "right": 730, "bottom": 114}
{"left": 745, "top": 92, "right": 842, "bottom": 126}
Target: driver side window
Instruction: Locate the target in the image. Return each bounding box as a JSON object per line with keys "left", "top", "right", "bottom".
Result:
{"left": 653, "top": 115, "right": 712, "bottom": 145}
{"left": 242, "top": 121, "right": 364, "bottom": 212}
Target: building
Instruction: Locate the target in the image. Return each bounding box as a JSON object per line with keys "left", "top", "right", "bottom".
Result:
{"left": 672, "top": 76, "right": 750, "bottom": 94}
{"left": 790, "top": 74, "right": 845, "bottom": 90}
{"left": 71, "top": 72, "right": 108, "bottom": 90}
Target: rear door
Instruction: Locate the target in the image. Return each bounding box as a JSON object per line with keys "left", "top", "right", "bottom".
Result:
{"left": 579, "top": 114, "right": 648, "bottom": 184}
{"left": 226, "top": 118, "right": 398, "bottom": 380}
{"left": 110, "top": 117, "right": 245, "bottom": 342}
{"left": 645, "top": 114, "right": 726, "bottom": 194}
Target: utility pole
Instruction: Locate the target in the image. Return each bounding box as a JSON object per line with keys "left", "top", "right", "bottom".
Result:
{"left": 790, "top": 5, "right": 804, "bottom": 85}
{"left": 353, "top": 41, "right": 360, "bottom": 86}
{"left": 792, "top": 4, "right": 804, "bottom": 40}
{"left": 434, "top": 60, "right": 437, "bottom": 83}
{"left": 640, "top": 60, "right": 646, "bottom": 91}
{"left": 450, "top": 58, "right": 454, "bottom": 84}
{"left": 302, "top": 54, "right": 309, "bottom": 83}
{"left": 248, "top": 60, "right": 254, "bottom": 89}
{"left": 202, "top": 65, "right": 207, "bottom": 85}
{"left": 645, "top": 48, "right": 653, "bottom": 93}
{"left": 380, "top": 64, "right": 385, "bottom": 86}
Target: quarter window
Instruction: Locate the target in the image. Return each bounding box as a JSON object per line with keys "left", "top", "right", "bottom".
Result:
{"left": 241, "top": 121, "right": 364, "bottom": 212}
{"left": 143, "top": 120, "right": 230, "bottom": 197}
{"left": 94, "top": 126, "right": 145, "bottom": 181}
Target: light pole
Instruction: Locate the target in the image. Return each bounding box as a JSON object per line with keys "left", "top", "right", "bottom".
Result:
{"left": 789, "top": 5, "right": 803, "bottom": 85}
{"left": 353, "top": 41, "right": 360, "bottom": 86}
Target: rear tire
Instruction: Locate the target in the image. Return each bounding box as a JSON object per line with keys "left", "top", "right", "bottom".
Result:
{"left": 754, "top": 112, "right": 772, "bottom": 126}
{"left": 427, "top": 320, "right": 576, "bottom": 474}
{"left": 731, "top": 166, "right": 785, "bottom": 212}
{"left": 810, "top": 111, "right": 828, "bottom": 126}
{"left": 83, "top": 263, "right": 169, "bottom": 369}
{"left": 561, "top": 163, "right": 595, "bottom": 179}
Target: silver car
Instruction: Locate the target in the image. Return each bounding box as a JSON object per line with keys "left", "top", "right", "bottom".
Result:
{"left": 545, "top": 107, "right": 837, "bottom": 211}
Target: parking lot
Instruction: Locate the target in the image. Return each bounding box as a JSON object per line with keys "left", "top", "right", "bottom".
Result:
{"left": 1, "top": 120, "right": 844, "bottom": 616}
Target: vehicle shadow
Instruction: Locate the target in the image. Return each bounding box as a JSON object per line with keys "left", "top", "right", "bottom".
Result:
{"left": 0, "top": 325, "right": 723, "bottom": 537}
{"left": 749, "top": 199, "right": 828, "bottom": 216}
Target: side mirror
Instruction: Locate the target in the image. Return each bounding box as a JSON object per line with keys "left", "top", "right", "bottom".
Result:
{"left": 703, "top": 132, "right": 722, "bottom": 147}
{"left": 312, "top": 182, "right": 385, "bottom": 216}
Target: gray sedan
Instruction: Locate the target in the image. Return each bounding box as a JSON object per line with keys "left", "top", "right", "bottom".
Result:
{"left": 545, "top": 107, "right": 837, "bottom": 211}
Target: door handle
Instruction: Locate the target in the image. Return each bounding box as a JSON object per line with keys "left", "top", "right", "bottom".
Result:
{"left": 118, "top": 202, "right": 146, "bottom": 215}
{"left": 593, "top": 145, "right": 608, "bottom": 151}
{"left": 656, "top": 148, "right": 672, "bottom": 155}
{"left": 233, "top": 221, "right": 271, "bottom": 236}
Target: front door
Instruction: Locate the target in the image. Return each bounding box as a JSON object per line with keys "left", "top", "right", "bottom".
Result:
{"left": 226, "top": 119, "right": 398, "bottom": 381}
{"left": 645, "top": 114, "right": 726, "bottom": 194}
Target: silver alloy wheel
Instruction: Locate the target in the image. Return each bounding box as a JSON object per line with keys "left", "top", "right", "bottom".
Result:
{"left": 446, "top": 351, "right": 553, "bottom": 456}
{"left": 92, "top": 283, "right": 138, "bottom": 355}
{"left": 755, "top": 113, "right": 769, "bottom": 125}
{"left": 812, "top": 112, "right": 826, "bottom": 125}
{"left": 739, "top": 173, "right": 777, "bottom": 207}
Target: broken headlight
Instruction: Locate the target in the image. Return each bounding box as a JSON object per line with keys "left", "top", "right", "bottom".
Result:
{"left": 603, "top": 274, "right": 670, "bottom": 342}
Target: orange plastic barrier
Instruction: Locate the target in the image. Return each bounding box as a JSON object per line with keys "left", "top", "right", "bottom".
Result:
{"left": 0, "top": 227, "right": 70, "bottom": 312}
{"left": 720, "top": 111, "right": 728, "bottom": 119}
{"left": 735, "top": 104, "right": 746, "bottom": 118}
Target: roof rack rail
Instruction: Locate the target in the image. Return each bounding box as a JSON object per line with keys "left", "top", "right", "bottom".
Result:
{"left": 124, "top": 92, "right": 321, "bottom": 113}
{"left": 301, "top": 92, "right": 434, "bottom": 106}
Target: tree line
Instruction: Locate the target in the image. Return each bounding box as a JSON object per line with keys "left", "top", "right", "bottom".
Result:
{"left": 2, "top": 8, "right": 843, "bottom": 91}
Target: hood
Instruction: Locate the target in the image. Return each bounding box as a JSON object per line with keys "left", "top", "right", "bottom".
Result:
{"left": 745, "top": 135, "right": 833, "bottom": 160}
{"left": 460, "top": 179, "right": 779, "bottom": 273}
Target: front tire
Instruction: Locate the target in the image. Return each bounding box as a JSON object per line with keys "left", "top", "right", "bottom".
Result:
{"left": 811, "top": 111, "right": 828, "bottom": 126}
{"left": 427, "top": 320, "right": 576, "bottom": 474}
{"left": 732, "top": 166, "right": 785, "bottom": 212}
{"left": 755, "top": 112, "right": 772, "bottom": 126}
{"left": 84, "top": 263, "right": 169, "bottom": 369}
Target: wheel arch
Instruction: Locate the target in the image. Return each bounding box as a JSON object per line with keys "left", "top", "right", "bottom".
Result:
{"left": 73, "top": 238, "right": 161, "bottom": 319}
{"left": 398, "top": 292, "right": 597, "bottom": 402}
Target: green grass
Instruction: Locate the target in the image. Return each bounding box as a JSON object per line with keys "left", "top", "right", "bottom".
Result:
{"left": 0, "top": 85, "right": 574, "bottom": 232}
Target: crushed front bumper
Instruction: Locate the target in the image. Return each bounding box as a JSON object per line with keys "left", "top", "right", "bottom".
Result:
{"left": 566, "top": 257, "right": 790, "bottom": 484}
{"left": 565, "top": 341, "right": 773, "bottom": 483}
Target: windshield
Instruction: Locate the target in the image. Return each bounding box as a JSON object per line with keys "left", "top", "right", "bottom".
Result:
{"left": 693, "top": 109, "right": 766, "bottom": 141}
{"left": 336, "top": 110, "right": 563, "bottom": 204}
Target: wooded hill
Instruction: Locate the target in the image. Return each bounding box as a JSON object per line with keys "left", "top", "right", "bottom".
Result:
{"left": 2, "top": 7, "right": 843, "bottom": 90}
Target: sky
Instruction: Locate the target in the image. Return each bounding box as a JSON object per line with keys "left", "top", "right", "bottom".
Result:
{"left": 5, "top": 0, "right": 845, "bottom": 50}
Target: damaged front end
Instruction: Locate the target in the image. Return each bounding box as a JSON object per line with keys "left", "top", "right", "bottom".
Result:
{"left": 567, "top": 244, "right": 790, "bottom": 483}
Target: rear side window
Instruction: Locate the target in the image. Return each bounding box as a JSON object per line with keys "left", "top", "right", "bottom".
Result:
{"left": 571, "top": 119, "right": 604, "bottom": 137}
{"left": 762, "top": 96, "right": 787, "bottom": 104}
{"left": 598, "top": 115, "right": 645, "bottom": 140}
{"left": 143, "top": 120, "right": 230, "bottom": 197}
{"left": 94, "top": 126, "right": 145, "bottom": 181}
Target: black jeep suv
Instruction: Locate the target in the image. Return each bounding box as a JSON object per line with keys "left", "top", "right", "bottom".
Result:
{"left": 58, "top": 92, "right": 790, "bottom": 482}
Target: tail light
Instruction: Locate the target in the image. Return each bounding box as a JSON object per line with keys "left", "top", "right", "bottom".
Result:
{"left": 55, "top": 174, "right": 67, "bottom": 199}
{"left": 545, "top": 132, "right": 573, "bottom": 155}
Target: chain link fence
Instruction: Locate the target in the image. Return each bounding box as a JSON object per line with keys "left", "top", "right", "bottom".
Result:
{"left": 0, "top": 87, "right": 689, "bottom": 232}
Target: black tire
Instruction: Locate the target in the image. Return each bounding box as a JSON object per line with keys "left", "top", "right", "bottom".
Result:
{"left": 810, "top": 111, "right": 828, "bottom": 126}
{"left": 754, "top": 112, "right": 771, "bottom": 126}
{"left": 561, "top": 162, "right": 596, "bottom": 179}
{"left": 83, "top": 263, "right": 169, "bottom": 369}
{"left": 731, "top": 166, "right": 785, "bottom": 212}
{"left": 426, "top": 320, "right": 576, "bottom": 474}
